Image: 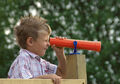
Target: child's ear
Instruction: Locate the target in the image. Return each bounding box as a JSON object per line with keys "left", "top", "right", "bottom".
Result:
{"left": 26, "top": 37, "right": 33, "bottom": 46}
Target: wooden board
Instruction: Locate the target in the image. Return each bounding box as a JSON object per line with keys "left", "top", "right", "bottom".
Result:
{"left": 0, "top": 79, "right": 85, "bottom": 84}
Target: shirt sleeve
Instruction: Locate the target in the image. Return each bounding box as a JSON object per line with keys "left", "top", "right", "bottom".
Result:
{"left": 45, "top": 61, "right": 57, "bottom": 74}
{"left": 8, "top": 56, "right": 33, "bottom": 79}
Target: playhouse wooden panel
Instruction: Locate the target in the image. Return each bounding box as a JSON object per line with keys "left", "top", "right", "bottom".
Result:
{"left": 0, "top": 79, "right": 85, "bottom": 84}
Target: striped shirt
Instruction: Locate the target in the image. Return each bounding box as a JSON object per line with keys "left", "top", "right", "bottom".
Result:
{"left": 8, "top": 49, "right": 57, "bottom": 79}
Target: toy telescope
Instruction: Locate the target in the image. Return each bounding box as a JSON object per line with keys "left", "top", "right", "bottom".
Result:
{"left": 50, "top": 37, "right": 101, "bottom": 54}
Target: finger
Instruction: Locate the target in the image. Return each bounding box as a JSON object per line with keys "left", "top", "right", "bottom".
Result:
{"left": 55, "top": 36, "right": 63, "bottom": 39}
{"left": 51, "top": 45, "right": 55, "bottom": 48}
{"left": 56, "top": 78, "right": 61, "bottom": 84}
{"left": 52, "top": 79, "right": 56, "bottom": 84}
{"left": 51, "top": 45, "right": 62, "bottom": 49}
{"left": 59, "top": 36, "right": 64, "bottom": 40}
{"left": 55, "top": 36, "right": 59, "bottom": 39}
{"left": 53, "top": 46, "right": 64, "bottom": 50}
{"left": 51, "top": 45, "right": 62, "bottom": 50}
{"left": 63, "top": 37, "right": 67, "bottom": 39}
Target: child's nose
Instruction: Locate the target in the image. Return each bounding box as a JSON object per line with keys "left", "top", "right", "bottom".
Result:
{"left": 47, "top": 42, "right": 50, "bottom": 46}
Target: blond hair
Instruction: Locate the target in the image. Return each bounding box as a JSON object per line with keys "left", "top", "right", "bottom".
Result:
{"left": 14, "top": 16, "right": 52, "bottom": 49}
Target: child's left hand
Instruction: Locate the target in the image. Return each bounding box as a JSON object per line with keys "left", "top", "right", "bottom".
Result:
{"left": 51, "top": 36, "right": 66, "bottom": 57}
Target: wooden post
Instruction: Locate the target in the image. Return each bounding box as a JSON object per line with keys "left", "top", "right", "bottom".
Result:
{"left": 65, "top": 54, "right": 87, "bottom": 84}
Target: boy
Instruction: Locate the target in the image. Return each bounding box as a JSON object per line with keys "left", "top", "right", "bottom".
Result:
{"left": 8, "top": 16, "right": 66, "bottom": 84}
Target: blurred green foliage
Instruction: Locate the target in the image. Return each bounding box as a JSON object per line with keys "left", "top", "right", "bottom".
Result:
{"left": 0, "top": 0, "right": 120, "bottom": 83}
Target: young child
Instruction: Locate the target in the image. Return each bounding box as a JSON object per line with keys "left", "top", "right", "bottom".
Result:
{"left": 8, "top": 16, "right": 66, "bottom": 84}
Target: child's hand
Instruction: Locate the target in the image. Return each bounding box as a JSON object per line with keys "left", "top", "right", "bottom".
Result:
{"left": 51, "top": 36, "right": 66, "bottom": 57}
{"left": 47, "top": 74, "right": 62, "bottom": 84}
{"left": 51, "top": 44, "right": 64, "bottom": 57}
{"left": 36, "top": 74, "right": 61, "bottom": 84}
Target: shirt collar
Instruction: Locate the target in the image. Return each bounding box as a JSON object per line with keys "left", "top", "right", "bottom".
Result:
{"left": 20, "top": 49, "right": 41, "bottom": 61}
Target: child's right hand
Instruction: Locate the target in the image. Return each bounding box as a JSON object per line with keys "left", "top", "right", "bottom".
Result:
{"left": 35, "top": 74, "right": 61, "bottom": 84}
{"left": 48, "top": 74, "right": 61, "bottom": 84}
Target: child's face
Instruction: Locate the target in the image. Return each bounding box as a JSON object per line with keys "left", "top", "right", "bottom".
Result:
{"left": 31, "top": 32, "right": 50, "bottom": 56}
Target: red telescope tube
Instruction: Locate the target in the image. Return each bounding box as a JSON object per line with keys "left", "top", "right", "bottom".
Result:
{"left": 50, "top": 37, "right": 101, "bottom": 52}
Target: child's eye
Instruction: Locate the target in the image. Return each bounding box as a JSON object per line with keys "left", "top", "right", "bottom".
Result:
{"left": 45, "top": 40, "right": 48, "bottom": 42}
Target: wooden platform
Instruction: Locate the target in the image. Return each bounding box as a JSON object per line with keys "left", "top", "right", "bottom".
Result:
{"left": 0, "top": 79, "right": 85, "bottom": 84}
